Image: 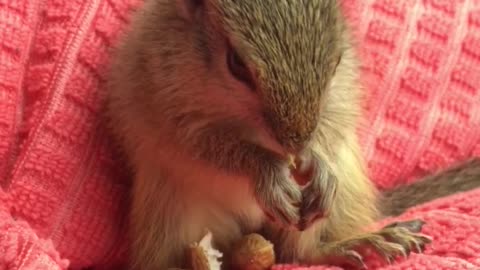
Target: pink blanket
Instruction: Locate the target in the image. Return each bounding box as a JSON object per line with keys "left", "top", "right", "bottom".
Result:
{"left": 0, "top": 0, "right": 479, "bottom": 269}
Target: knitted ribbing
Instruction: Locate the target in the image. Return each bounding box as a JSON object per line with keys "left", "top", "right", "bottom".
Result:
{"left": 0, "top": 0, "right": 478, "bottom": 269}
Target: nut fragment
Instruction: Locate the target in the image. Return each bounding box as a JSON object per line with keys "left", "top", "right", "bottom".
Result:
{"left": 287, "top": 154, "right": 297, "bottom": 169}
{"left": 189, "top": 244, "right": 210, "bottom": 270}
{"left": 188, "top": 231, "right": 223, "bottom": 270}
{"left": 231, "top": 233, "right": 275, "bottom": 270}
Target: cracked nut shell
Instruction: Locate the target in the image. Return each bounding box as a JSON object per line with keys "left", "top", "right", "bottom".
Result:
{"left": 231, "top": 233, "right": 275, "bottom": 270}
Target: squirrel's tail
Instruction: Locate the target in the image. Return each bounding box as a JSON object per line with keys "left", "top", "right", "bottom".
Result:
{"left": 380, "top": 158, "right": 480, "bottom": 217}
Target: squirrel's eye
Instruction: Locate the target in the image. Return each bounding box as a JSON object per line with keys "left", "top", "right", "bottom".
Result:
{"left": 227, "top": 47, "right": 255, "bottom": 90}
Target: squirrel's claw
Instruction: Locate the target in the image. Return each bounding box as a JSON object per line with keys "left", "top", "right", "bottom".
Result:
{"left": 313, "top": 219, "right": 431, "bottom": 269}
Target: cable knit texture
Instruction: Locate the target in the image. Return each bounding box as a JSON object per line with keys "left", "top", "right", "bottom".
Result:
{"left": 0, "top": 0, "right": 479, "bottom": 269}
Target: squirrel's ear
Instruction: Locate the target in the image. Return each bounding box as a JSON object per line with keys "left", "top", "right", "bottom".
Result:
{"left": 176, "top": 0, "right": 205, "bottom": 21}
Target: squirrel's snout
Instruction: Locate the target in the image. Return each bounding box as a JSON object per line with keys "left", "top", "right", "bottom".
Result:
{"left": 263, "top": 107, "right": 318, "bottom": 155}
{"left": 278, "top": 132, "right": 312, "bottom": 155}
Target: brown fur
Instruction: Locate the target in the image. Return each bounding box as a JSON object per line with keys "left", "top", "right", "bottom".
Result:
{"left": 104, "top": 0, "right": 479, "bottom": 269}
{"left": 215, "top": 0, "right": 344, "bottom": 150}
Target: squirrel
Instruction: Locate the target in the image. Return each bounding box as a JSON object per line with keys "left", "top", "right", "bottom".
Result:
{"left": 104, "top": 0, "right": 480, "bottom": 269}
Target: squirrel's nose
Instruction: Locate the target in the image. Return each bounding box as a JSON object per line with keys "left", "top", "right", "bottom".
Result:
{"left": 283, "top": 137, "right": 309, "bottom": 156}
{"left": 263, "top": 110, "right": 317, "bottom": 154}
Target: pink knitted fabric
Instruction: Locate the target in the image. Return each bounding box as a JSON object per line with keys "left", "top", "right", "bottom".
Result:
{"left": 0, "top": 0, "right": 479, "bottom": 269}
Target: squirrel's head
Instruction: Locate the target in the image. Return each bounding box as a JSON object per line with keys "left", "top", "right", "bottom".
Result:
{"left": 139, "top": 0, "right": 355, "bottom": 157}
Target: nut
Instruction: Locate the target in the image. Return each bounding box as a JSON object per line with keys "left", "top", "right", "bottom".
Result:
{"left": 188, "top": 244, "right": 210, "bottom": 270}
{"left": 231, "top": 234, "right": 275, "bottom": 270}
{"left": 188, "top": 231, "right": 223, "bottom": 270}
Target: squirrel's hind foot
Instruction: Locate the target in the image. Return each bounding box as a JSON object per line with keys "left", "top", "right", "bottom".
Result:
{"left": 312, "top": 219, "right": 432, "bottom": 269}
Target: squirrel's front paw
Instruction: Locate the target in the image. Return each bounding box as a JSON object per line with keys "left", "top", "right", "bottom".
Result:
{"left": 295, "top": 153, "right": 338, "bottom": 230}
{"left": 255, "top": 163, "right": 302, "bottom": 229}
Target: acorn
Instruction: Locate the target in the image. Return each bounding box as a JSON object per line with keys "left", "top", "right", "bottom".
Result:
{"left": 230, "top": 233, "right": 275, "bottom": 270}
{"left": 188, "top": 231, "right": 223, "bottom": 270}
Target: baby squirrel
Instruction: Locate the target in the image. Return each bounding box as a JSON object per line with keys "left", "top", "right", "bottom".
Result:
{"left": 105, "top": 0, "right": 480, "bottom": 269}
